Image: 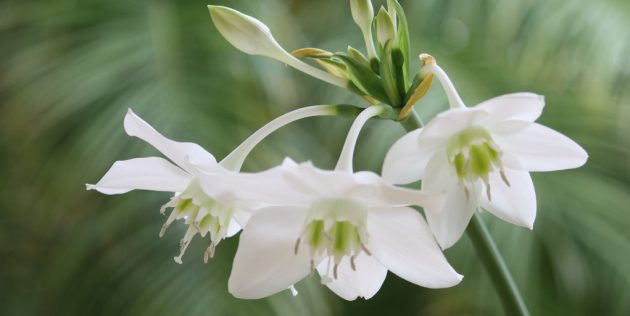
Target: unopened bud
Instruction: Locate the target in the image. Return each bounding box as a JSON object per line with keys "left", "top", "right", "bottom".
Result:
{"left": 376, "top": 7, "right": 396, "bottom": 46}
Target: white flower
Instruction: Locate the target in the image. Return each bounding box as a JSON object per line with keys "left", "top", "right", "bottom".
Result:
{"left": 382, "top": 57, "right": 588, "bottom": 249}
{"left": 86, "top": 109, "right": 248, "bottom": 263}
{"left": 208, "top": 5, "right": 347, "bottom": 88}
{"left": 219, "top": 106, "right": 462, "bottom": 300}
{"left": 87, "top": 105, "right": 347, "bottom": 263}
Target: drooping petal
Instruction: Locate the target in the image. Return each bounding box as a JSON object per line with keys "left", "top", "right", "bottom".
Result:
{"left": 382, "top": 128, "right": 428, "bottom": 184}
{"left": 124, "top": 109, "right": 216, "bottom": 173}
{"left": 475, "top": 93, "right": 545, "bottom": 124}
{"left": 422, "top": 152, "right": 481, "bottom": 249}
{"left": 367, "top": 206, "right": 463, "bottom": 288}
{"left": 228, "top": 206, "right": 312, "bottom": 299}
{"left": 86, "top": 157, "right": 192, "bottom": 194}
{"left": 316, "top": 253, "right": 387, "bottom": 301}
{"left": 494, "top": 122, "right": 588, "bottom": 172}
{"left": 480, "top": 169, "right": 536, "bottom": 229}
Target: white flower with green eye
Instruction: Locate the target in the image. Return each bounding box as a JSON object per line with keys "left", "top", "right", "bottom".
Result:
{"left": 86, "top": 109, "right": 249, "bottom": 263}
{"left": 216, "top": 106, "right": 462, "bottom": 300}
{"left": 382, "top": 55, "right": 588, "bottom": 249}
{"left": 87, "top": 105, "right": 344, "bottom": 263}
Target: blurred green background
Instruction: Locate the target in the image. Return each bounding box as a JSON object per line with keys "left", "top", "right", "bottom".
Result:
{"left": 1, "top": 0, "right": 629, "bottom": 315}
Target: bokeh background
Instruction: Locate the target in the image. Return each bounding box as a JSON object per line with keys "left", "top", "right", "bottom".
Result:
{"left": 1, "top": 0, "right": 629, "bottom": 315}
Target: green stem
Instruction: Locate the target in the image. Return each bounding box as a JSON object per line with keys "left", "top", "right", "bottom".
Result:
{"left": 400, "top": 109, "right": 529, "bottom": 316}
{"left": 466, "top": 215, "right": 530, "bottom": 316}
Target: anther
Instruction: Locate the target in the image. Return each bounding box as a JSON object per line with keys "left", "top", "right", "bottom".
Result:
{"left": 204, "top": 243, "right": 216, "bottom": 263}
{"left": 500, "top": 170, "right": 511, "bottom": 187}
{"left": 350, "top": 256, "right": 357, "bottom": 271}
{"left": 294, "top": 238, "right": 301, "bottom": 255}
{"left": 361, "top": 243, "right": 372, "bottom": 256}
{"left": 159, "top": 223, "right": 169, "bottom": 238}
{"left": 463, "top": 186, "right": 470, "bottom": 201}
{"left": 333, "top": 264, "right": 339, "bottom": 279}
{"left": 310, "top": 260, "right": 315, "bottom": 274}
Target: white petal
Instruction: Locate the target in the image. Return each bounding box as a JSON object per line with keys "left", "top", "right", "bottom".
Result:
{"left": 422, "top": 153, "right": 481, "bottom": 249}
{"left": 382, "top": 128, "right": 428, "bottom": 184}
{"left": 494, "top": 122, "right": 588, "bottom": 172}
{"left": 367, "top": 206, "right": 463, "bottom": 288}
{"left": 228, "top": 206, "right": 312, "bottom": 299}
{"left": 481, "top": 169, "right": 536, "bottom": 229}
{"left": 124, "top": 109, "right": 216, "bottom": 173}
{"left": 475, "top": 93, "right": 545, "bottom": 124}
{"left": 317, "top": 253, "right": 387, "bottom": 301}
{"left": 86, "top": 157, "right": 191, "bottom": 194}
{"left": 420, "top": 108, "right": 487, "bottom": 140}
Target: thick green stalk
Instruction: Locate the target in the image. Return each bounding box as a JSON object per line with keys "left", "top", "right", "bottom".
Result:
{"left": 400, "top": 109, "right": 529, "bottom": 316}
{"left": 466, "top": 215, "right": 530, "bottom": 316}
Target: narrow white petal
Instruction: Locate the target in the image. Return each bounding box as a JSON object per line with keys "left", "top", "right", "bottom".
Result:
{"left": 367, "top": 207, "right": 463, "bottom": 288}
{"left": 422, "top": 153, "right": 481, "bottom": 249}
{"left": 481, "top": 169, "right": 536, "bottom": 229}
{"left": 495, "top": 122, "right": 588, "bottom": 172}
{"left": 124, "top": 109, "right": 216, "bottom": 173}
{"left": 476, "top": 93, "right": 545, "bottom": 124}
{"left": 317, "top": 253, "right": 387, "bottom": 301}
{"left": 228, "top": 206, "right": 312, "bottom": 299}
{"left": 86, "top": 157, "right": 191, "bottom": 194}
{"left": 382, "top": 128, "right": 427, "bottom": 184}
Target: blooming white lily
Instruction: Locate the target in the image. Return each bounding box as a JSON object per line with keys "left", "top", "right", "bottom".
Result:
{"left": 382, "top": 55, "right": 588, "bottom": 249}
{"left": 219, "top": 106, "right": 462, "bottom": 300}
{"left": 87, "top": 105, "right": 344, "bottom": 263}
{"left": 208, "top": 5, "right": 347, "bottom": 88}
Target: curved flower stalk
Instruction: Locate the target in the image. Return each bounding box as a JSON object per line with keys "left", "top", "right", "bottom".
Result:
{"left": 382, "top": 55, "right": 588, "bottom": 249}
{"left": 214, "top": 106, "right": 462, "bottom": 300}
{"left": 87, "top": 105, "right": 350, "bottom": 263}
{"left": 208, "top": 5, "right": 347, "bottom": 88}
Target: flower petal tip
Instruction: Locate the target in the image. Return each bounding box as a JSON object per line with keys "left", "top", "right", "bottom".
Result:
{"left": 85, "top": 184, "right": 95, "bottom": 191}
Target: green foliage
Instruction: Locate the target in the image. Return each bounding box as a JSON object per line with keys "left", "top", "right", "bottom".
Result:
{"left": 1, "top": 0, "right": 629, "bottom": 315}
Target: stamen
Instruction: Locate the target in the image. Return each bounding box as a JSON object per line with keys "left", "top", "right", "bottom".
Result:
{"left": 485, "top": 182, "right": 492, "bottom": 201}
{"left": 463, "top": 186, "right": 470, "bottom": 201}
{"left": 204, "top": 242, "right": 216, "bottom": 263}
{"left": 159, "top": 223, "right": 170, "bottom": 238}
{"left": 174, "top": 239, "right": 189, "bottom": 264}
{"left": 350, "top": 256, "right": 357, "bottom": 271}
{"left": 294, "top": 238, "right": 301, "bottom": 255}
{"left": 361, "top": 243, "right": 372, "bottom": 256}
{"left": 310, "top": 259, "right": 315, "bottom": 274}
{"left": 500, "top": 169, "right": 511, "bottom": 187}
{"left": 333, "top": 263, "right": 339, "bottom": 279}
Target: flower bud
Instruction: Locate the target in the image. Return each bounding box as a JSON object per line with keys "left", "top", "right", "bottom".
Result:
{"left": 208, "top": 6, "right": 286, "bottom": 60}
{"left": 208, "top": 5, "right": 347, "bottom": 88}
{"left": 350, "top": 0, "right": 374, "bottom": 33}
{"left": 376, "top": 7, "right": 396, "bottom": 46}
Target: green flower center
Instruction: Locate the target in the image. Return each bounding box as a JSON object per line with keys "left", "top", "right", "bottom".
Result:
{"left": 446, "top": 126, "right": 510, "bottom": 200}
{"left": 294, "top": 198, "right": 371, "bottom": 282}
{"left": 160, "top": 181, "right": 235, "bottom": 264}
